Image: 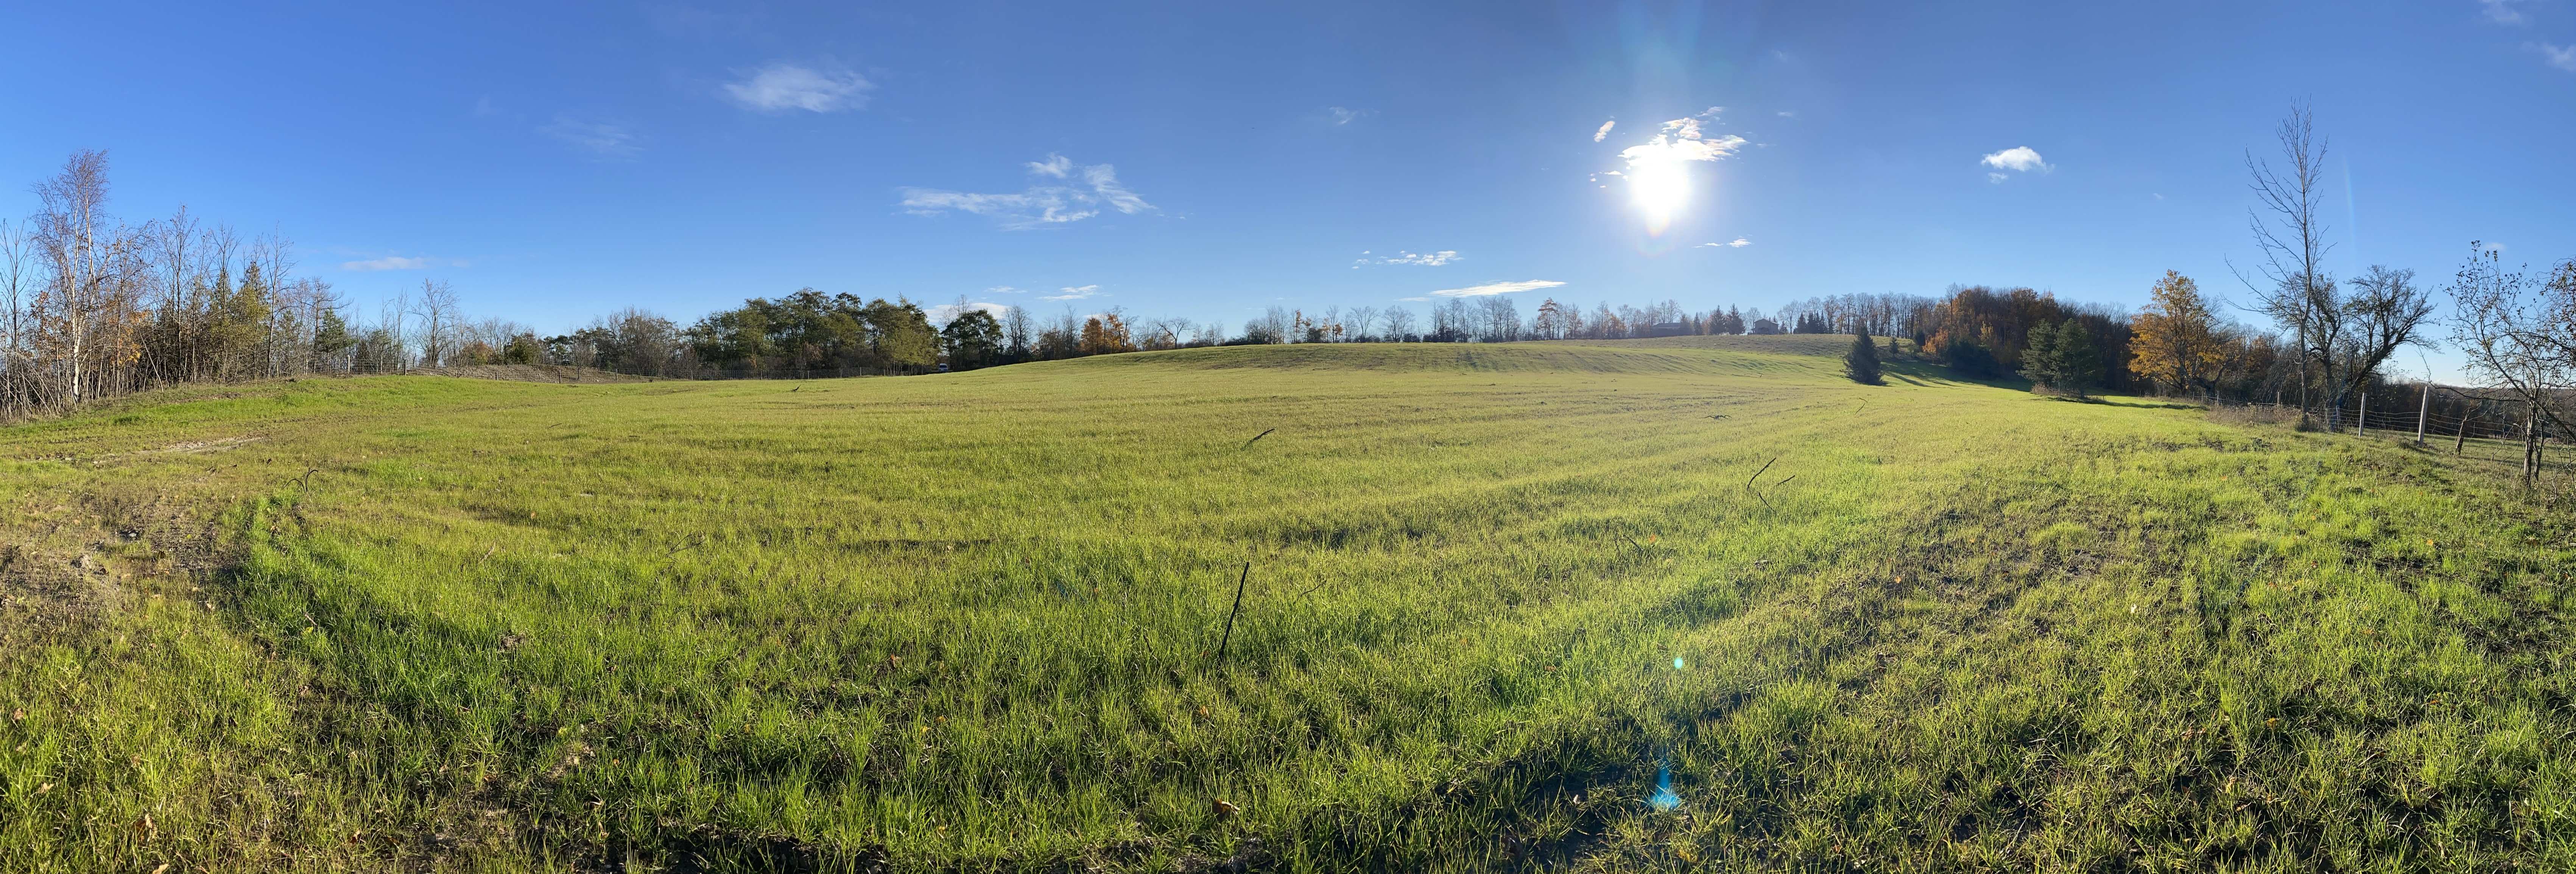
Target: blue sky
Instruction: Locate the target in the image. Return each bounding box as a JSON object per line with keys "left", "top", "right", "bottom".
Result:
{"left": 3, "top": 0, "right": 2571, "bottom": 373}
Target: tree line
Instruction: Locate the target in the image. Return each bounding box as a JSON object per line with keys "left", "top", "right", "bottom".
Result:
{"left": 9, "top": 117, "right": 2562, "bottom": 429}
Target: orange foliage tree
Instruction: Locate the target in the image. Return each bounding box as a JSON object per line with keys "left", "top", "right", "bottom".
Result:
{"left": 2129, "top": 271, "right": 2226, "bottom": 397}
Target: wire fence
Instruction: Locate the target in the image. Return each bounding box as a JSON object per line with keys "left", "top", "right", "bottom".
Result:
{"left": 2212, "top": 396, "right": 2569, "bottom": 445}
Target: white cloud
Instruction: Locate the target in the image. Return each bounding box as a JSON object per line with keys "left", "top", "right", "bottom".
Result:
{"left": 1619, "top": 117, "right": 1746, "bottom": 165}
{"left": 1696, "top": 238, "right": 1750, "bottom": 249}
{"left": 2484, "top": 0, "right": 2530, "bottom": 25}
{"left": 1328, "top": 106, "right": 1372, "bottom": 124}
{"left": 1594, "top": 120, "right": 1616, "bottom": 142}
{"left": 1980, "top": 146, "right": 2051, "bottom": 176}
{"left": 901, "top": 154, "right": 1156, "bottom": 230}
{"left": 1397, "top": 296, "right": 1430, "bottom": 302}
{"left": 543, "top": 116, "right": 645, "bottom": 159}
{"left": 1430, "top": 279, "right": 1565, "bottom": 297}
{"left": 340, "top": 255, "right": 459, "bottom": 271}
{"left": 927, "top": 301, "right": 1014, "bottom": 324}
{"left": 724, "top": 62, "right": 874, "bottom": 113}
{"left": 1040, "top": 285, "right": 1102, "bottom": 300}
{"left": 2542, "top": 42, "right": 2576, "bottom": 72}
{"left": 1987, "top": 173, "right": 2008, "bottom": 184}
{"left": 986, "top": 285, "right": 1029, "bottom": 294}
{"left": 1357, "top": 250, "right": 1461, "bottom": 266}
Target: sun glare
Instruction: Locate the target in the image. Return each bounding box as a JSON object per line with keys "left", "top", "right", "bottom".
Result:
{"left": 1615, "top": 115, "right": 1744, "bottom": 236}
{"left": 1626, "top": 153, "right": 1693, "bottom": 233}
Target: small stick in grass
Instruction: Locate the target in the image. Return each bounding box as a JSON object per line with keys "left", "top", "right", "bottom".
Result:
{"left": 1241, "top": 428, "right": 1276, "bottom": 450}
{"left": 1746, "top": 457, "right": 1777, "bottom": 508}
{"left": 1217, "top": 562, "right": 1251, "bottom": 662}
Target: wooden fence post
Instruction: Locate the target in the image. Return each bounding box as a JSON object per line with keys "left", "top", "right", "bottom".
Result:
{"left": 2358, "top": 393, "right": 2368, "bottom": 437}
{"left": 2416, "top": 383, "right": 2430, "bottom": 444}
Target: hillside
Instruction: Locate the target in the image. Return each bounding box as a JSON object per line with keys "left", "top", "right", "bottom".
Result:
{"left": 4, "top": 336, "right": 2570, "bottom": 872}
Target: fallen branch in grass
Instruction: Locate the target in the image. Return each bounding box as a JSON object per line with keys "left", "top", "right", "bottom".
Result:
{"left": 1217, "top": 562, "right": 1251, "bottom": 662}
{"left": 288, "top": 467, "right": 322, "bottom": 518}
{"left": 1242, "top": 428, "right": 1276, "bottom": 450}
{"left": 1746, "top": 457, "right": 1777, "bottom": 508}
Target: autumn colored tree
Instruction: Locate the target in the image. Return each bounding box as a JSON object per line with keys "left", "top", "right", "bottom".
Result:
{"left": 1079, "top": 311, "right": 1136, "bottom": 355}
{"left": 2130, "top": 271, "right": 2224, "bottom": 397}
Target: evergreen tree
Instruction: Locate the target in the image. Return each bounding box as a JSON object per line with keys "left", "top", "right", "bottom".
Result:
{"left": 2053, "top": 320, "right": 2103, "bottom": 397}
{"left": 1845, "top": 327, "right": 1883, "bottom": 384}
{"left": 2019, "top": 320, "right": 2064, "bottom": 389}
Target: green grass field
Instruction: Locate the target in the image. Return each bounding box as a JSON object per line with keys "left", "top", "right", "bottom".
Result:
{"left": 4, "top": 335, "right": 2571, "bottom": 872}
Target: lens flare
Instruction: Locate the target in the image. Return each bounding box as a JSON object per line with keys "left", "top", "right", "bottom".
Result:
{"left": 1649, "top": 764, "right": 1682, "bottom": 810}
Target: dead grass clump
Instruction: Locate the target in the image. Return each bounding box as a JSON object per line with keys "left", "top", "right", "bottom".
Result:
{"left": 2207, "top": 403, "right": 2305, "bottom": 428}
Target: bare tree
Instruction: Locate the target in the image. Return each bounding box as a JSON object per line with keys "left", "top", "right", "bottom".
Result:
{"left": 2448, "top": 243, "right": 2567, "bottom": 484}
{"left": 0, "top": 220, "right": 32, "bottom": 405}
{"left": 2238, "top": 107, "right": 2433, "bottom": 429}
{"left": 2240, "top": 106, "right": 2339, "bottom": 425}
{"left": 1344, "top": 306, "right": 1379, "bottom": 342}
{"left": 411, "top": 278, "right": 460, "bottom": 367}
{"left": 1002, "top": 306, "right": 1032, "bottom": 358}
{"left": 2339, "top": 264, "right": 2437, "bottom": 400}
{"left": 1381, "top": 305, "right": 1417, "bottom": 341}
{"left": 30, "top": 150, "right": 150, "bottom": 405}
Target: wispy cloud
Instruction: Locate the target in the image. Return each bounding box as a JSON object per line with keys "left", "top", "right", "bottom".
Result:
{"left": 1026, "top": 155, "right": 1073, "bottom": 178}
{"left": 340, "top": 255, "right": 461, "bottom": 271}
{"left": 2483, "top": 0, "right": 2530, "bottom": 25}
{"left": 2541, "top": 42, "right": 2576, "bottom": 72}
{"left": 544, "top": 116, "right": 645, "bottom": 159}
{"left": 1594, "top": 120, "right": 1616, "bottom": 142}
{"left": 1980, "top": 146, "right": 2051, "bottom": 183}
{"left": 724, "top": 62, "right": 873, "bottom": 113}
{"left": 1430, "top": 280, "right": 1564, "bottom": 298}
{"left": 1696, "top": 238, "right": 1751, "bottom": 249}
{"left": 900, "top": 154, "right": 1156, "bottom": 230}
{"left": 1328, "top": 106, "right": 1373, "bottom": 124}
{"left": 1040, "top": 285, "right": 1103, "bottom": 300}
{"left": 1355, "top": 249, "right": 1461, "bottom": 266}
{"left": 986, "top": 285, "right": 1029, "bottom": 294}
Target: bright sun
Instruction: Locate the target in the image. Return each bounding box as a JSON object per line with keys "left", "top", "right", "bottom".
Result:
{"left": 1626, "top": 154, "right": 1693, "bottom": 233}
{"left": 1615, "top": 117, "right": 1743, "bottom": 236}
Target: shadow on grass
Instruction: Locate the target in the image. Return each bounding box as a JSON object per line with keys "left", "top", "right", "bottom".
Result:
{"left": 2035, "top": 394, "right": 2208, "bottom": 411}
{"left": 1877, "top": 360, "right": 2028, "bottom": 392}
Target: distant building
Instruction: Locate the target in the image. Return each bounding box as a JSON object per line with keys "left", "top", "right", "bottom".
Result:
{"left": 1648, "top": 322, "right": 1688, "bottom": 338}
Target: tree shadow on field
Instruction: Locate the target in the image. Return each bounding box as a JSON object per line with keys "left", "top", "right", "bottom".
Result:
{"left": 2031, "top": 393, "right": 2205, "bottom": 411}
{"left": 1878, "top": 360, "right": 2028, "bottom": 392}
